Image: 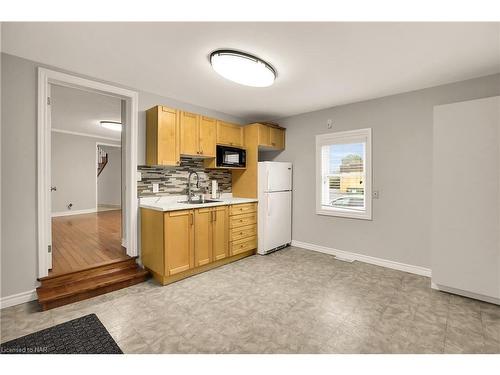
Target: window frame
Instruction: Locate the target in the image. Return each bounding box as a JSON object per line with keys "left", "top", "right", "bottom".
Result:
{"left": 315, "top": 128, "right": 372, "bottom": 220}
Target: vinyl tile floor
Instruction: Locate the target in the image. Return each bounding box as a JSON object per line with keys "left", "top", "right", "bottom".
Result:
{"left": 1, "top": 247, "right": 499, "bottom": 353}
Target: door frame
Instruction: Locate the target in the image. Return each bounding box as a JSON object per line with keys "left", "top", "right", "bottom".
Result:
{"left": 37, "top": 67, "right": 139, "bottom": 278}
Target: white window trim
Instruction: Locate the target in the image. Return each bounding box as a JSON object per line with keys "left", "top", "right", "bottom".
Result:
{"left": 315, "top": 128, "right": 372, "bottom": 220}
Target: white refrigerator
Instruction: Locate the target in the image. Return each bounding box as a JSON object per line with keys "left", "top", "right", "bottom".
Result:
{"left": 258, "top": 162, "right": 292, "bottom": 255}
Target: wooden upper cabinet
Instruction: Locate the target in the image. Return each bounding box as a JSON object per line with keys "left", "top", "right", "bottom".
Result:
{"left": 194, "top": 208, "right": 213, "bottom": 267}
{"left": 179, "top": 111, "right": 199, "bottom": 157}
{"left": 212, "top": 206, "right": 229, "bottom": 261}
{"left": 180, "top": 112, "right": 217, "bottom": 157}
{"left": 199, "top": 116, "right": 216, "bottom": 157}
{"left": 269, "top": 127, "right": 285, "bottom": 149}
{"left": 247, "top": 123, "right": 285, "bottom": 150}
{"left": 216, "top": 121, "right": 244, "bottom": 147}
{"left": 146, "top": 106, "right": 180, "bottom": 166}
{"left": 164, "top": 210, "right": 194, "bottom": 276}
{"left": 257, "top": 124, "right": 271, "bottom": 146}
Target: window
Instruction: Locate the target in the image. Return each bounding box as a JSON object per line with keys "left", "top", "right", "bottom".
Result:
{"left": 316, "top": 128, "right": 372, "bottom": 219}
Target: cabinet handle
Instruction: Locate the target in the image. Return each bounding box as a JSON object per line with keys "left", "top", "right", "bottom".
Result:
{"left": 200, "top": 149, "right": 203, "bottom": 155}
{"left": 213, "top": 211, "right": 217, "bottom": 222}
{"left": 190, "top": 212, "right": 194, "bottom": 225}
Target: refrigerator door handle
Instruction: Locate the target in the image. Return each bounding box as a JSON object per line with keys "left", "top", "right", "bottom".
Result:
{"left": 266, "top": 170, "right": 270, "bottom": 191}
{"left": 267, "top": 194, "right": 271, "bottom": 216}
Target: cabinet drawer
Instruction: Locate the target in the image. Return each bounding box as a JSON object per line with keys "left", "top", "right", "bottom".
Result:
{"left": 230, "top": 224, "right": 256, "bottom": 242}
{"left": 231, "top": 236, "right": 257, "bottom": 255}
{"left": 229, "top": 203, "right": 257, "bottom": 216}
{"left": 230, "top": 212, "right": 257, "bottom": 228}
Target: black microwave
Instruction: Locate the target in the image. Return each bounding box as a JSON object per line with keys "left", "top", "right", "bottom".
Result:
{"left": 216, "top": 145, "right": 246, "bottom": 168}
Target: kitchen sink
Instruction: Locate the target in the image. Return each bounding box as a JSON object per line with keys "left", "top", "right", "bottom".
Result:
{"left": 178, "top": 199, "right": 222, "bottom": 205}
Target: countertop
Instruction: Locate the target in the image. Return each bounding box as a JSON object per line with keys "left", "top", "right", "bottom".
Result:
{"left": 139, "top": 194, "right": 258, "bottom": 212}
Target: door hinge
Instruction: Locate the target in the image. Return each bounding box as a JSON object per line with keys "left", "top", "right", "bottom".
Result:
{"left": 47, "top": 97, "right": 51, "bottom": 105}
{"left": 48, "top": 245, "right": 52, "bottom": 253}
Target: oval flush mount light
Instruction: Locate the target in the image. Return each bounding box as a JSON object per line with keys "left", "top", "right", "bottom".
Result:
{"left": 210, "top": 50, "right": 276, "bottom": 87}
{"left": 100, "top": 121, "right": 122, "bottom": 132}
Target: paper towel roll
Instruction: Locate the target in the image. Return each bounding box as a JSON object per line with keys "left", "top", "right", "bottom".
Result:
{"left": 211, "top": 180, "right": 218, "bottom": 199}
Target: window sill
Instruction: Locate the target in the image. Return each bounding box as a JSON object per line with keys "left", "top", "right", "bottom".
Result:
{"left": 316, "top": 207, "right": 372, "bottom": 220}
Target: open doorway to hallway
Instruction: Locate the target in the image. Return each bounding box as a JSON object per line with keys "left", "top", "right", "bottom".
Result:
{"left": 49, "top": 84, "right": 128, "bottom": 276}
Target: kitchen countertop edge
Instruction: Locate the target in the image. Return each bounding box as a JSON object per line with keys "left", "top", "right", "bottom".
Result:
{"left": 139, "top": 198, "right": 258, "bottom": 212}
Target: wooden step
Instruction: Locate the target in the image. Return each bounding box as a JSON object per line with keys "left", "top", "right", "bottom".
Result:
{"left": 37, "top": 263, "right": 149, "bottom": 311}
{"left": 38, "top": 258, "right": 137, "bottom": 288}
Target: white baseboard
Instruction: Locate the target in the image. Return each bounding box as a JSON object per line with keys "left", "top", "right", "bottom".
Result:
{"left": 52, "top": 208, "right": 97, "bottom": 217}
{"left": 1, "top": 290, "right": 37, "bottom": 309}
{"left": 431, "top": 282, "right": 500, "bottom": 305}
{"left": 291, "top": 240, "right": 431, "bottom": 277}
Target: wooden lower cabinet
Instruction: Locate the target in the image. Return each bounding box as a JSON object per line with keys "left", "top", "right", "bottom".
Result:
{"left": 141, "top": 203, "right": 256, "bottom": 285}
{"left": 229, "top": 203, "right": 258, "bottom": 256}
{"left": 194, "top": 208, "right": 213, "bottom": 267}
{"left": 164, "top": 210, "right": 194, "bottom": 275}
{"left": 212, "top": 206, "right": 229, "bottom": 261}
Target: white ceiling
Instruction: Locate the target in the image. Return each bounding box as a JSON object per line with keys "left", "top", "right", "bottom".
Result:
{"left": 3, "top": 22, "right": 500, "bottom": 121}
{"left": 51, "top": 85, "right": 122, "bottom": 140}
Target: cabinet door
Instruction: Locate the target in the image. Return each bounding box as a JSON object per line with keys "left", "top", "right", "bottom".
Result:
{"left": 216, "top": 121, "right": 244, "bottom": 147}
{"left": 257, "top": 124, "right": 271, "bottom": 147}
{"left": 157, "top": 106, "right": 180, "bottom": 166}
{"left": 199, "top": 116, "right": 217, "bottom": 157}
{"left": 180, "top": 111, "right": 199, "bottom": 156}
{"left": 164, "top": 210, "right": 194, "bottom": 275}
{"left": 212, "top": 206, "right": 229, "bottom": 261}
{"left": 194, "top": 208, "right": 213, "bottom": 267}
{"left": 269, "top": 127, "right": 285, "bottom": 149}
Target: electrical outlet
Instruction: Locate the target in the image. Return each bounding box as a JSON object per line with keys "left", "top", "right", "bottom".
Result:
{"left": 372, "top": 190, "right": 380, "bottom": 199}
{"left": 152, "top": 183, "right": 159, "bottom": 193}
{"left": 327, "top": 119, "right": 333, "bottom": 129}
{"left": 136, "top": 171, "right": 142, "bottom": 181}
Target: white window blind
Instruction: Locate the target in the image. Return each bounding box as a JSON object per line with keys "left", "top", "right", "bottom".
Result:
{"left": 316, "top": 128, "right": 372, "bottom": 220}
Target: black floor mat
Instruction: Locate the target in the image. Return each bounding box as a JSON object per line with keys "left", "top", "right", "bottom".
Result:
{"left": 0, "top": 313, "right": 123, "bottom": 354}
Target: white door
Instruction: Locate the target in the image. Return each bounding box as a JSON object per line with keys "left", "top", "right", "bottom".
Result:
{"left": 264, "top": 162, "right": 292, "bottom": 192}
{"left": 262, "top": 191, "right": 292, "bottom": 252}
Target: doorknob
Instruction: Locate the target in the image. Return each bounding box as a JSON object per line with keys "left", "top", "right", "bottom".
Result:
{"left": 50, "top": 186, "right": 57, "bottom": 191}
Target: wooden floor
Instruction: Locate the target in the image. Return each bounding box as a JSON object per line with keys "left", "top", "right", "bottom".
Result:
{"left": 50, "top": 210, "right": 129, "bottom": 276}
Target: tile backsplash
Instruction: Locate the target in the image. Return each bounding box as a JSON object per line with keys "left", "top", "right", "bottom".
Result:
{"left": 137, "top": 157, "right": 232, "bottom": 197}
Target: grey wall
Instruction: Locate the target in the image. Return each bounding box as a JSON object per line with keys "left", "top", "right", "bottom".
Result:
{"left": 264, "top": 74, "right": 500, "bottom": 269}
{"left": 97, "top": 145, "right": 122, "bottom": 207}
{"left": 51, "top": 132, "right": 120, "bottom": 213}
{"left": 0, "top": 52, "right": 245, "bottom": 299}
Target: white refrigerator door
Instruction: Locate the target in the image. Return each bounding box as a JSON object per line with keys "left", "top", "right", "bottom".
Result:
{"left": 262, "top": 162, "right": 292, "bottom": 192}
{"left": 259, "top": 191, "right": 292, "bottom": 254}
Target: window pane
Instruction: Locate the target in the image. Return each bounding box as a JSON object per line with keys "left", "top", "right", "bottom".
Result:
{"left": 321, "top": 142, "right": 365, "bottom": 211}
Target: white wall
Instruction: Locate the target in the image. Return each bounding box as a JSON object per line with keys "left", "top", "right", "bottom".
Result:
{"left": 432, "top": 96, "right": 500, "bottom": 301}
{"left": 97, "top": 145, "right": 121, "bottom": 207}
{"left": 0, "top": 52, "right": 245, "bottom": 300}
{"left": 264, "top": 74, "right": 500, "bottom": 269}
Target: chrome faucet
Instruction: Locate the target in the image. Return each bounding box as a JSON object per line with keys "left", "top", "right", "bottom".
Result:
{"left": 187, "top": 171, "right": 200, "bottom": 203}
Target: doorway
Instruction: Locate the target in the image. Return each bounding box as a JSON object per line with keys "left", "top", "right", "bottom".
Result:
{"left": 37, "top": 68, "right": 139, "bottom": 278}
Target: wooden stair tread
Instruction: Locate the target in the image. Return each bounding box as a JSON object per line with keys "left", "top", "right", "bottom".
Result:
{"left": 39, "top": 257, "right": 137, "bottom": 282}
{"left": 37, "top": 267, "right": 149, "bottom": 303}
{"left": 39, "top": 259, "right": 138, "bottom": 288}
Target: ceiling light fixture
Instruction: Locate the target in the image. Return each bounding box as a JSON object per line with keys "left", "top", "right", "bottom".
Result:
{"left": 100, "top": 121, "right": 122, "bottom": 132}
{"left": 210, "top": 50, "right": 276, "bottom": 87}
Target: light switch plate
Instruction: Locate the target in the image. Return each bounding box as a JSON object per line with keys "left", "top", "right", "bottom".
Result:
{"left": 136, "top": 171, "right": 142, "bottom": 181}
{"left": 152, "top": 183, "right": 159, "bottom": 193}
